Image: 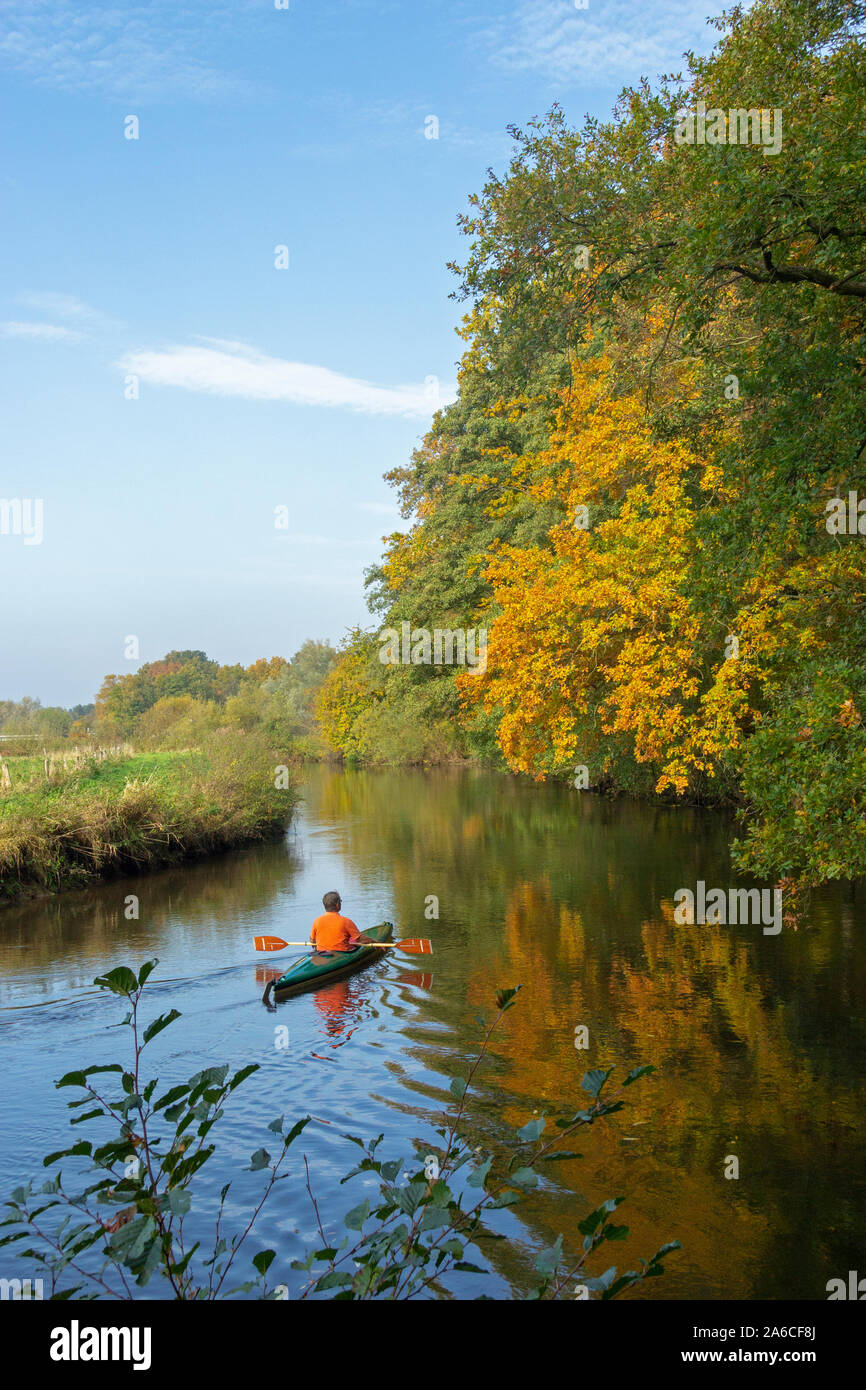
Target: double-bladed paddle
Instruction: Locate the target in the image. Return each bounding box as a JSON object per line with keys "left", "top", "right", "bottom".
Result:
{"left": 254, "top": 934, "right": 432, "bottom": 956}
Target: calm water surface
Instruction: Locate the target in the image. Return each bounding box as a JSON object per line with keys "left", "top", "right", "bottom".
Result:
{"left": 1, "top": 766, "right": 864, "bottom": 1299}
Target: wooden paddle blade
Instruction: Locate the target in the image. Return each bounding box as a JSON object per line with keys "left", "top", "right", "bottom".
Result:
{"left": 254, "top": 936, "right": 288, "bottom": 952}
{"left": 394, "top": 938, "right": 432, "bottom": 955}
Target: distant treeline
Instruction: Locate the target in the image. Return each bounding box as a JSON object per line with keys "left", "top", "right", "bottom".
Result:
{"left": 1, "top": 642, "right": 338, "bottom": 757}
{"left": 0, "top": 697, "right": 95, "bottom": 742}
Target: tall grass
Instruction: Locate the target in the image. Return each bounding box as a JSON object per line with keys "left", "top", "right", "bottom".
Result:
{"left": 0, "top": 732, "right": 297, "bottom": 901}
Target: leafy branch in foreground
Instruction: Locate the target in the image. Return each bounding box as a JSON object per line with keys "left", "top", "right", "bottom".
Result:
{"left": 0, "top": 960, "right": 306, "bottom": 1299}
{"left": 294, "top": 985, "right": 680, "bottom": 1299}
{"left": 1, "top": 969, "right": 678, "bottom": 1300}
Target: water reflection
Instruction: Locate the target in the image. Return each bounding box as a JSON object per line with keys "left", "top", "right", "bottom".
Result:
{"left": 1, "top": 764, "right": 864, "bottom": 1300}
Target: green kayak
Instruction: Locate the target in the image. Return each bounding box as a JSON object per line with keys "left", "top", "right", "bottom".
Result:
{"left": 265, "top": 921, "right": 394, "bottom": 1001}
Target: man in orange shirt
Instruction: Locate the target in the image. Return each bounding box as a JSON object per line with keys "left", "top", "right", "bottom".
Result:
{"left": 310, "top": 891, "right": 372, "bottom": 954}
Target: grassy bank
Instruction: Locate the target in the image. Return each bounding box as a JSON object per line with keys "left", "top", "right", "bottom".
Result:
{"left": 0, "top": 734, "right": 298, "bottom": 902}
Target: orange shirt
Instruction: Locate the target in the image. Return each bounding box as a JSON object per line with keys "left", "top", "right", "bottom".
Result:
{"left": 310, "top": 912, "right": 361, "bottom": 952}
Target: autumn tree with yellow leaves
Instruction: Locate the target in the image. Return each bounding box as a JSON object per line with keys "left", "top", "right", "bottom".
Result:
{"left": 317, "top": 0, "right": 866, "bottom": 887}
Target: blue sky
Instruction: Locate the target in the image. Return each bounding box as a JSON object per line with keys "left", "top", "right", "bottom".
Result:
{"left": 0, "top": 0, "right": 717, "bottom": 706}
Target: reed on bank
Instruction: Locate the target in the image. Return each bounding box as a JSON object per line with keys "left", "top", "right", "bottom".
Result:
{"left": 0, "top": 732, "right": 298, "bottom": 902}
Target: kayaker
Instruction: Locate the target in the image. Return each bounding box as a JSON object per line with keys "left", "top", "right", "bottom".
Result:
{"left": 310, "top": 892, "right": 373, "bottom": 954}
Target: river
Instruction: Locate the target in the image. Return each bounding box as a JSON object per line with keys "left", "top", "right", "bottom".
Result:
{"left": 1, "top": 764, "right": 864, "bottom": 1299}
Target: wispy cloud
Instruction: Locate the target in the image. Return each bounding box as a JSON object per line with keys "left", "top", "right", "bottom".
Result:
{"left": 2, "top": 293, "right": 118, "bottom": 345}
{"left": 1, "top": 320, "right": 83, "bottom": 342}
{"left": 484, "top": 0, "right": 713, "bottom": 84}
{"left": 0, "top": 1, "right": 259, "bottom": 100}
{"left": 117, "top": 338, "right": 456, "bottom": 418}
{"left": 296, "top": 91, "right": 512, "bottom": 163}
{"left": 16, "top": 291, "right": 112, "bottom": 325}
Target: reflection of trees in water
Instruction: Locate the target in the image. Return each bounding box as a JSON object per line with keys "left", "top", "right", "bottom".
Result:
{"left": 306, "top": 765, "right": 866, "bottom": 1298}
{"left": 0, "top": 839, "right": 303, "bottom": 988}
{"left": 470, "top": 885, "right": 866, "bottom": 1298}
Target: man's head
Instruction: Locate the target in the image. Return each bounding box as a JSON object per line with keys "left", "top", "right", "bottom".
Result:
{"left": 322, "top": 891, "right": 341, "bottom": 913}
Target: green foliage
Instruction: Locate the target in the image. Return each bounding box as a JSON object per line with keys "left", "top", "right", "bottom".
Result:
{"left": 315, "top": 0, "right": 866, "bottom": 886}
{"left": 1, "top": 969, "right": 678, "bottom": 1301}
{"left": 0, "top": 961, "right": 304, "bottom": 1299}
{"left": 733, "top": 656, "right": 866, "bottom": 881}
{"left": 295, "top": 993, "right": 678, "bottom": 1300}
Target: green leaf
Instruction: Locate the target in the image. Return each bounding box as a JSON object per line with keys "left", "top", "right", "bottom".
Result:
{"left": 579, "top": 1197, "right": 625, "bottom": 1236}
{"left": 43, "top": 1141, "right": 92, "bottom": 1166}
{"left": 623, "top": 1065, "right": 655, "bottom": 1086}
{"left": 517, "top": 1115, "right": 546, "bottom": 1142}
{"left": 581, "top": 1067, "right": 613, "bottom": 1098}
{"left": 488, "top": 1191, "right": 521, "bottom": 1209}
{"left": 169, "top": 1241, "right": 201, "bottom": 1279}
{"left": 605, "top": 1224, "right": 629, "bottom": 1241}
{"left": 135, "top": 1235, "right": 163, "bottom": 1287}
{"left": 509, "top": 1166, "right": 538, "bottom": 1189}
{"left": 154, "top": 1084, "right": 190, "bottom": 1112}
{"left": 583, "top": 1265, "right": 618, "bottom": 1293}
{"left": 247, "top": 1149, "right": 271, "bottom": 1172}
{"left": 449, "top": 1076, "right": 467, "bottom": 1100}
{"left": 143, "top": 1010, "right": 181, "bottom": 1044}
{"left": 166, "top": 1188, "right": 191, "bottom": 1216}
{"left": 535, "top": 1234, "right": 563, "bottom": 1277}
{"left": 466, "top": 1156, "right": 493, "bottom": 1188}
{"left": 648, "top": 1240, "right": 682, "bottom": 1263}
{"left": 420, "top": 1205, "right": 450, "bottom": 1231}
{"left": 137, "top": 960, "right": 159, "bottom": 987}
{"left": 188, "top": 1065, "right": 230, "bottom": 1093}
{"left": 56, "top": 1071, "right": 87, "bottom": 1090}
{"left": 93, "top": 966, "right": 139, "bottom": 996}
{"left": 314, "top": 1271, "right": 353, "bottom": 1291}
{"left": 393, "top": 1181, "right": 426, "bottom": 1216}
{"left": 495, "top": 984, "right": 522, "bottom": 1011}
{"left": 253, "top": 1249, "right": 276, "bottom": 1276}
{"left": 283, "top": 1116, "right": 312, "bottom": 1147}
{"left": 344, "top": 1199, "right": 371, "bottom": 1230}
{"left": 229, "top": 1064, "right": 259, "bottom": 1092}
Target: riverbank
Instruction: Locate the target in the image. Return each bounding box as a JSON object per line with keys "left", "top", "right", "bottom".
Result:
{"left": 0, "top": 734, "right": 298, "bottom": 903}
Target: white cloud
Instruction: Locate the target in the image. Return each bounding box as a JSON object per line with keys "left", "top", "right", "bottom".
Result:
{"left": 17, "top": 291, "right": 108, "bottom": 323}
{"left": 0, "top": 1, "right": 258, "bottom": 100}
{"left": 485, "top": 0, "right": 714, "bottom": 83}
{"left": 117, "top": 339, "right": 456, "bottom": 418}
{"left": 1, "top": 321, "right": 82, "bottom": 342}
